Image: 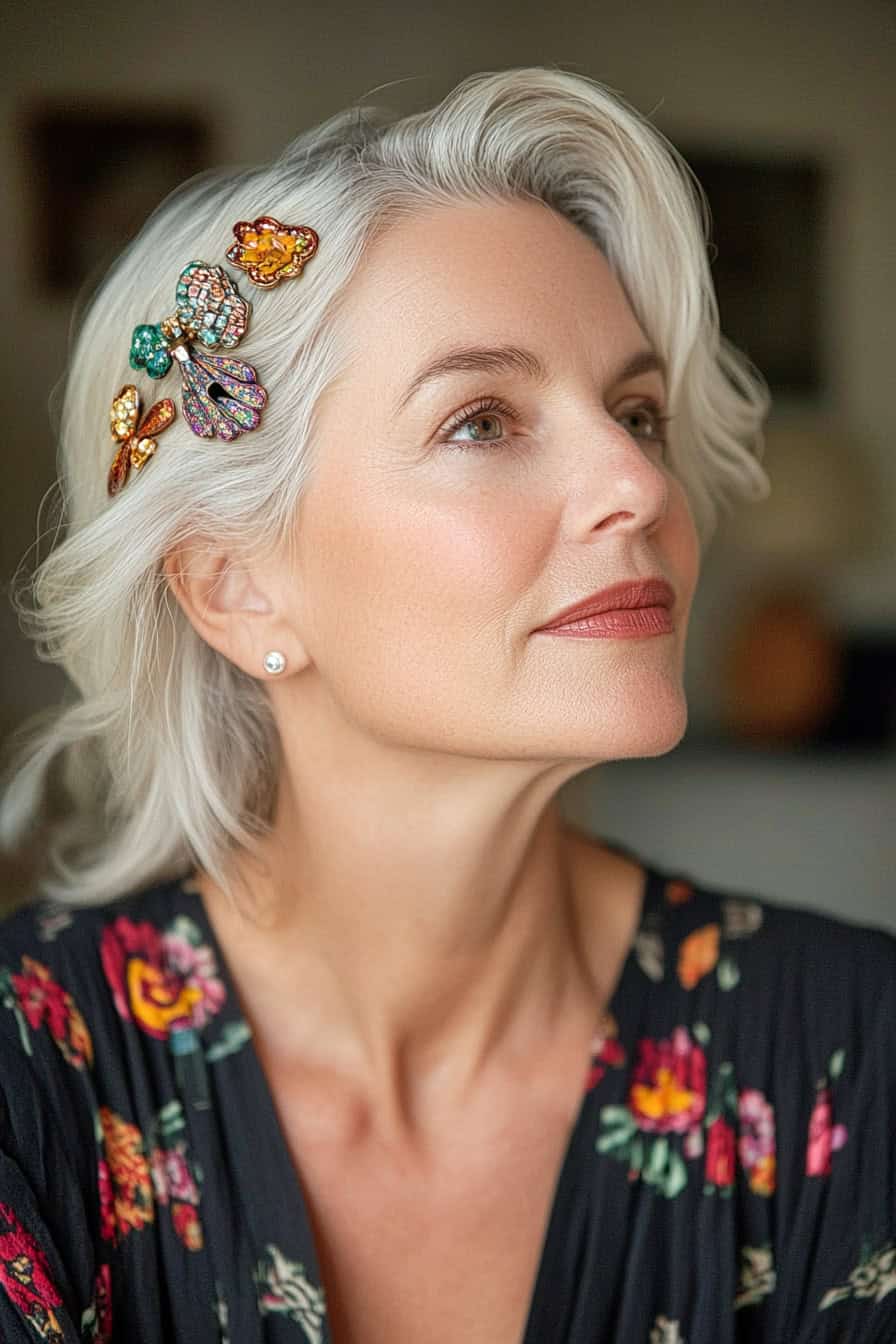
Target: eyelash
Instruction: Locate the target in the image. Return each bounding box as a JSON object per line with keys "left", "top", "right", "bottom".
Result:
{"left": 436, "top": 395, "right": 673, "bottom": 455}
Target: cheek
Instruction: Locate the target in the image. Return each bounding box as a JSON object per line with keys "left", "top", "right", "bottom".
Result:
{"left": 673, "top": 483, "right": 702, "bottom": 587}
{"left": 309, "top": 475, "right": 549, "bottom": 640}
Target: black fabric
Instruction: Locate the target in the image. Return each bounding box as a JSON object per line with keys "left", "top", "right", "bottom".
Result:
{"left": 0, "top": 853, "right": 893, "bottom": 1343}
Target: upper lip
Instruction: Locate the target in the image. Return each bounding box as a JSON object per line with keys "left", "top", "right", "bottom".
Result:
{"left": 535, "top": 577, "right": 675, "bottom": 630}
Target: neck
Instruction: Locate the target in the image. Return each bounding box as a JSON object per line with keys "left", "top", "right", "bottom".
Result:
{"left": 196, "top": 705, "right": 614, "bottom": 1140}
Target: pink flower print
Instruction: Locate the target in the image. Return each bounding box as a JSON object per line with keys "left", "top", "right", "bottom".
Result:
{"left": 806, "top": 1084, "right": 848, "bottom": 1176}
{"left": 149, "top": 1145, "right": 199, "bottom": 1206}
{"left": 738, "top": 1088, "right": 777, "bottom": 1195}
{"left": 161, "top": 928, "right": 226, "bottom": 1030}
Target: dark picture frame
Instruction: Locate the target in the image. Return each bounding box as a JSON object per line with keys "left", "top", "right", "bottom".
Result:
{"left": 676, "top": 145, "right": 828, "bottom": 399}
{"left": 23, "top": 101, "right": 212, "bottom": 296}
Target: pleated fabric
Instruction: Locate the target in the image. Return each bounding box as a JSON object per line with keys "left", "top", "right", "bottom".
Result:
{"left": 0, "top": 851, "right": 893, "bottom": 1343}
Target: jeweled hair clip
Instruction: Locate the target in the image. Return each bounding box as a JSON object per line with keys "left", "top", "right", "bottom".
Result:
{"left": 107, "top": 385, "right": 176, "bottom": 496}
{"left": 107, "top": 215, "right": 318, "bottom": 496}
{"left": 226, "top": 215, "right": 318, "bottom": 289}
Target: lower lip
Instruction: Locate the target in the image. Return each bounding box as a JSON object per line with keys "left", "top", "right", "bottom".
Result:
{"left": 535, "top": 605, "right": 674, "bottom": 638}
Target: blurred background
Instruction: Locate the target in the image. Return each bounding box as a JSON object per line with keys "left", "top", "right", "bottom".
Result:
{"left": 1, "top": 0, "right": 893, "bottom": 924}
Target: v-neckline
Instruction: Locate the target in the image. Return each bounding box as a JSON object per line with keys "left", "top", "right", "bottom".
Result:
{"left": 174, "top": 852, "right": 665, "bottom": 1344}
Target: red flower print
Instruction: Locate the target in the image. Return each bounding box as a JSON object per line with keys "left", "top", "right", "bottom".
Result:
{"left": 628, "top": 1027, "right": 707, "bottom": 1135}
{"left": 664, "top": 879, "right": 694, "bottom": 906}
{"left": 0, "top": 1202, "right": 64, "bottom": 1342}
{"left": 705, "top": 1115, "right": 736, "bottom": 1188}
{"left": 584, "top": 1014, "right": 627, "bottom": 1091}
{"left": 171, "top": 1200, "right": 204, "bottom": 1251}
{"left": 806, "top": 1084, "right": 848, "bottom": 1176}
{"left": 100, "top": 916, "right": 219, "bottom": 1040}
{"left": 11, "top": 956, "right": 93, "bottom": 1068}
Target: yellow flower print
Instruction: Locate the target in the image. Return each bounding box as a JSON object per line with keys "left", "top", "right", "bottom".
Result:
{"left": 98, "top": 1107, "right": 154, "bottom": 1239}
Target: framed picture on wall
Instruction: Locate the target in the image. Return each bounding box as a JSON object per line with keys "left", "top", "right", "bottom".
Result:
{"left": 23, "top": 101, "right": 212, "bottom": 296}
{"left": 675, "top": 145, "right": 828, "bottom": 400}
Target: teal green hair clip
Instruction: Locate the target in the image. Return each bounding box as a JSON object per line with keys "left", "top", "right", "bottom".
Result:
{"left": 128, "top": 261, "right": 265, "bottom": 442}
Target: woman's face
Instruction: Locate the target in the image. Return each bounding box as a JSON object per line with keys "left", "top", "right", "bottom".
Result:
{"left": 286, "top": 197, "right": 701, "bottom": 764}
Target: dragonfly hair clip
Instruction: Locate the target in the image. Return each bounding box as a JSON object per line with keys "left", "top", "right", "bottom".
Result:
{"left": 107, "top": 215, "right": 318, "bottom": 497}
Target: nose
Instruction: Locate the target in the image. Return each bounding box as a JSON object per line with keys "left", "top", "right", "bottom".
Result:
{"left": 568, "top": 412, "right": 669, "bottom": 538}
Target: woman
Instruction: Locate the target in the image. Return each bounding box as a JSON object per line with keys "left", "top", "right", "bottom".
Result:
{"left": 0, "top": 66, "right": 892, "bottom": 1344}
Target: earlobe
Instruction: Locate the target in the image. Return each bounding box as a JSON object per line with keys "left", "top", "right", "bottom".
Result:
{"left": 162, "top": 540, "right": 291, "bottom": 677}
{"left": 164, "top": 543, "right": 272, "bottom": 618}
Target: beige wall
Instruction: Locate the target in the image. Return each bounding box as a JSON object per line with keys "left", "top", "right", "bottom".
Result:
{"left": 1, "top": 0, "right": 894, "bottom": 744}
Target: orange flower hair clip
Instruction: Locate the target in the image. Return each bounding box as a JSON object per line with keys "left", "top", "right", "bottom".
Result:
{"left": 226, "top": 216, "right": 319, "bottom": 289}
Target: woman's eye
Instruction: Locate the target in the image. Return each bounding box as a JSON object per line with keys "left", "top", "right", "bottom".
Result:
{"left": 617, "top": 403, "right": 671, "bottom": 452}
{"left": 437, "top": 397, "right": 515, "bottom": 450}
{"left": 436, "top": 396, "right": 671, "bottom": 455}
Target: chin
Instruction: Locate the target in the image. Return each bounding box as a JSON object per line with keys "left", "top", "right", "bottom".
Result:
{"left": 576, "top": 696, "right": 689, "bottom": 762}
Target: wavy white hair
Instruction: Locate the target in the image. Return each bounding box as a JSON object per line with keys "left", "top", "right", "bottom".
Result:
{"left": 0, "top": 66, "right": 771, "bottom": 904}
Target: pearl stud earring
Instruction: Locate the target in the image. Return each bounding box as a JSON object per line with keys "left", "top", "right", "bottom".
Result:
{"left": 262, "top": 650, "right": 287, "bottom": 676}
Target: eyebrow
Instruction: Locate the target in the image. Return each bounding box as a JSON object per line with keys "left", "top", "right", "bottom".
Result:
{"left": 394, "top": 343, "right": 667, "bottom": 415}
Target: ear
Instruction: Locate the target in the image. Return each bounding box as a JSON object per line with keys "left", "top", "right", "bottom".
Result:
{"left": 163, "top": 536, "right": 309, "bottom": 679}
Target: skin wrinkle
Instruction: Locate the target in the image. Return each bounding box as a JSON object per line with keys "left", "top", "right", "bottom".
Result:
{"left": 178, "top": 196, "right": 701, "bottom": 1151}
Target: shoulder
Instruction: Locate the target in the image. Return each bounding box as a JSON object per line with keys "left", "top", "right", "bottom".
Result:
{"left": 646, "top": 862, "right": 896, "bottom": 1017}
{"left": 0, "top": 891, "right": 127, "bottom": 1071}
{"left": 0, "top": 876, "right": 200, "bottom": 1112}
{"left": 646, "top": 863, "right": 896, "bottom": 1117}
{"left": 0, "top": 875, "right": 200, "bottom": 1001}
{"left": 647, "top": 864, "right": 896, "bottom": 1331}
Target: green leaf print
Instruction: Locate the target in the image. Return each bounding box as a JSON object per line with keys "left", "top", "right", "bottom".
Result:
{"left": 156, "top": 1099, "right": 187, "bottom": 1141}
{"left": 0, "top": 967, "right": 32, "bottom": 1056}
{"left": 716, "top": 957, "right": 740, "bottom": 991}
{"left": 206, "top": 1019, "right": 252, "bottom": 1062}
{"left": 643, "top": 1136, "right": 669, "bottom": 1183}
{"left": 596, "top": 1106, "right": 637, "bottom": 1153}
{"left": 661, "top": 1148, "right": 688, "bottom": 1199}
{"left": 169, "top": 914, "right": 205, "bottom": 947}
{"left": 638, "top": 1136, "right": 688, "bottom": 1200}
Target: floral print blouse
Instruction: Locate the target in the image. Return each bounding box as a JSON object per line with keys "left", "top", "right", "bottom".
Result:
{"left": 0, "top": 852, "right": 894, "bottom": 1343}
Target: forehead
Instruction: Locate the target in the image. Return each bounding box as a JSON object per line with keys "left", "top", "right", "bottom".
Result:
{"left": 336, "top": 198, "right": 648, "bottom": 373}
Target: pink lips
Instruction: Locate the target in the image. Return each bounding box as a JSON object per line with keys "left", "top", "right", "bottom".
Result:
{"left": 534, "top": 578, "right": 675, "bottom": 639}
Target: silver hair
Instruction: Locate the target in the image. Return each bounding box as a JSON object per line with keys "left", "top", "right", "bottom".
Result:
{"left": 0, "top": 66, "right": 771, "bottom": 904}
